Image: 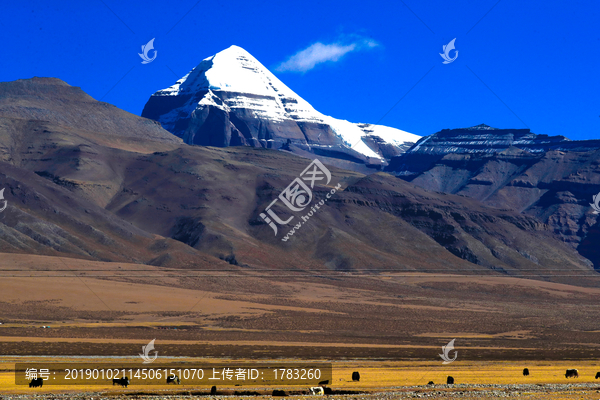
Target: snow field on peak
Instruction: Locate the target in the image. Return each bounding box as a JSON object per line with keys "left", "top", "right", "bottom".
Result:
{"left": 320, "top": 116, "right": 384, "bottom": 160}
{"left": 360, "top": 124, "right": 421, "bottom": 147}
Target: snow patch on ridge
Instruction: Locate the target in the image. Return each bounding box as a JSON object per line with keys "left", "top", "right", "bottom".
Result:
{"left": 359, "top": 124, "right": 421, "bottom": 147}
{"left": 321, "top": 116, "right": 383, "bottom": 160}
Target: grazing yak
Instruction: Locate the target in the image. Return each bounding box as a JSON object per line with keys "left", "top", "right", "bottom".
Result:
{"left": 523, "top": 368, "right": 529, "bottom": 376}
{"left": 565, "top": 369, "right": 579, "bottom": 378}
{"left": 29, "top": 378, "right": 43, "bottom": 388}
{"left": 352, "top": 371, "right": 360, "bottom": 381}
{"left": 166, "top": 375, "right": 180, "bottom": 384}
{"left": 447, "top": 376, "right": 454, "bottom": 384}
{"left": 112, "top": 376, "right": 130, "bottom": 387}
{"left": 595, "top": 372, "right": 600, "bottom": 379}
{"left": 427, "top": 381, "right": 434, "bottom": 385}
{"left": 210, "top": 385, "right": 217, "bottom": 395}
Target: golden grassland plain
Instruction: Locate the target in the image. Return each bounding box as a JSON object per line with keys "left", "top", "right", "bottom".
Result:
{"left": 1, "top": 358, "right": 600, "bottom": 394}
{"left": 3, "top": 254, "right": 600, "bottom": 398}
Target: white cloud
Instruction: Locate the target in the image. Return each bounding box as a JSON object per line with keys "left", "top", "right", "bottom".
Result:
{"left": 275, "top": 38, "right": 380, "bottom": 73}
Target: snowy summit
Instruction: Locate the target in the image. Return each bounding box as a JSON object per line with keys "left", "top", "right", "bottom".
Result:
{"left": 142, "top": 45, "right": 420, "bottom": 168}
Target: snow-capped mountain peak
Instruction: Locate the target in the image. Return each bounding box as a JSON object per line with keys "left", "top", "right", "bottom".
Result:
{"left": 160, "top": 46, "right": 285, "bottom": 96}
{"left": 142, "top": 45, "right": 420, "bottom": 168}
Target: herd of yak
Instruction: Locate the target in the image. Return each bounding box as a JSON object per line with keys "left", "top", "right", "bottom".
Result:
{"left": 28, "top": 369, "right": 600, "bottom": 389}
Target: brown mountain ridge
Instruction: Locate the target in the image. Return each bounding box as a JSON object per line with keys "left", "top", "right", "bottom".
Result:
{"left": 0, "top": 77, "right": 594, "bottom": 285}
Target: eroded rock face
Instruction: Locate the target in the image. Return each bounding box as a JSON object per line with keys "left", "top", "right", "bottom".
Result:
{"left": 387, "top": 124, "right": 600, "bottom": 268}
{"left": 142, "top": 45, "right": 420, "bottom": 171}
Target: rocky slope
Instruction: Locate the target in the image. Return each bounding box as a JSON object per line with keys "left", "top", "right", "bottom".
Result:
{"left": 387, "top": 124, "right": 600, "bottom": 269}
{"left": 141, "top": 45, "right": 420, "bottom": 172}
{"left": 0, "top": 77, "right": 180, "bottom": 148}
{"left": 0, "top": 78, "right": 215, "bottom": 268}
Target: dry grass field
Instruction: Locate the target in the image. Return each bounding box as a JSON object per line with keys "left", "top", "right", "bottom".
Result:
{"left": 2, "top": 358, "right": 600, "bottom": 398}
{"left": 2, "top": 253, "right": 600, "bottom": 398}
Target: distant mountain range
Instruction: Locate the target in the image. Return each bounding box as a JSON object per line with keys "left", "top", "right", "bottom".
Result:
{"left": 141, "top": 45, "right": 420, "bottom": 173}
{"left": 389, "top": 123, "right": 600, "bottom": 176}
{"left": 386, "top": 124, "right": 600, "bottom": 269}
{"left": 0, "top": 77, "right": 597, "bottom": 285}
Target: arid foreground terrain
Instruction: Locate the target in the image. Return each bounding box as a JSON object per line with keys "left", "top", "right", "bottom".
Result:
{"left": 2, "top": 253, "right": 600, "bottom": 398}
{"left": 1, "top": 252, "right": 600, "bottom": 358}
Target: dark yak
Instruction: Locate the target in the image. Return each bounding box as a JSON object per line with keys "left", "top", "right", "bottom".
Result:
{"left": 595, "top": 372, "right": 600, "bottom": 379}
{"left": 523, "top": 368, "right": 529, "bottom": 376}
{"left": 166, "top": 375, "right": 180, "bottom": 384}
{"left": 29, "top": 378, "right": 43, "bottom": 388}
{"left": 352, "top": 371, "right": 360, "bottom": 382}
{"left": 447, "top": 376, "right": 454, "bottom": 384}
{"left": 113, "top": 376, "right": 130, "bottom": 387}
{"left": 565, "top": 369, "right": 578, "bottom": 378}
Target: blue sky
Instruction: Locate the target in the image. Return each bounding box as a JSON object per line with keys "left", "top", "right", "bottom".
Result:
{"left": 2, "top": 0, "right": 599, "bottom": 139}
